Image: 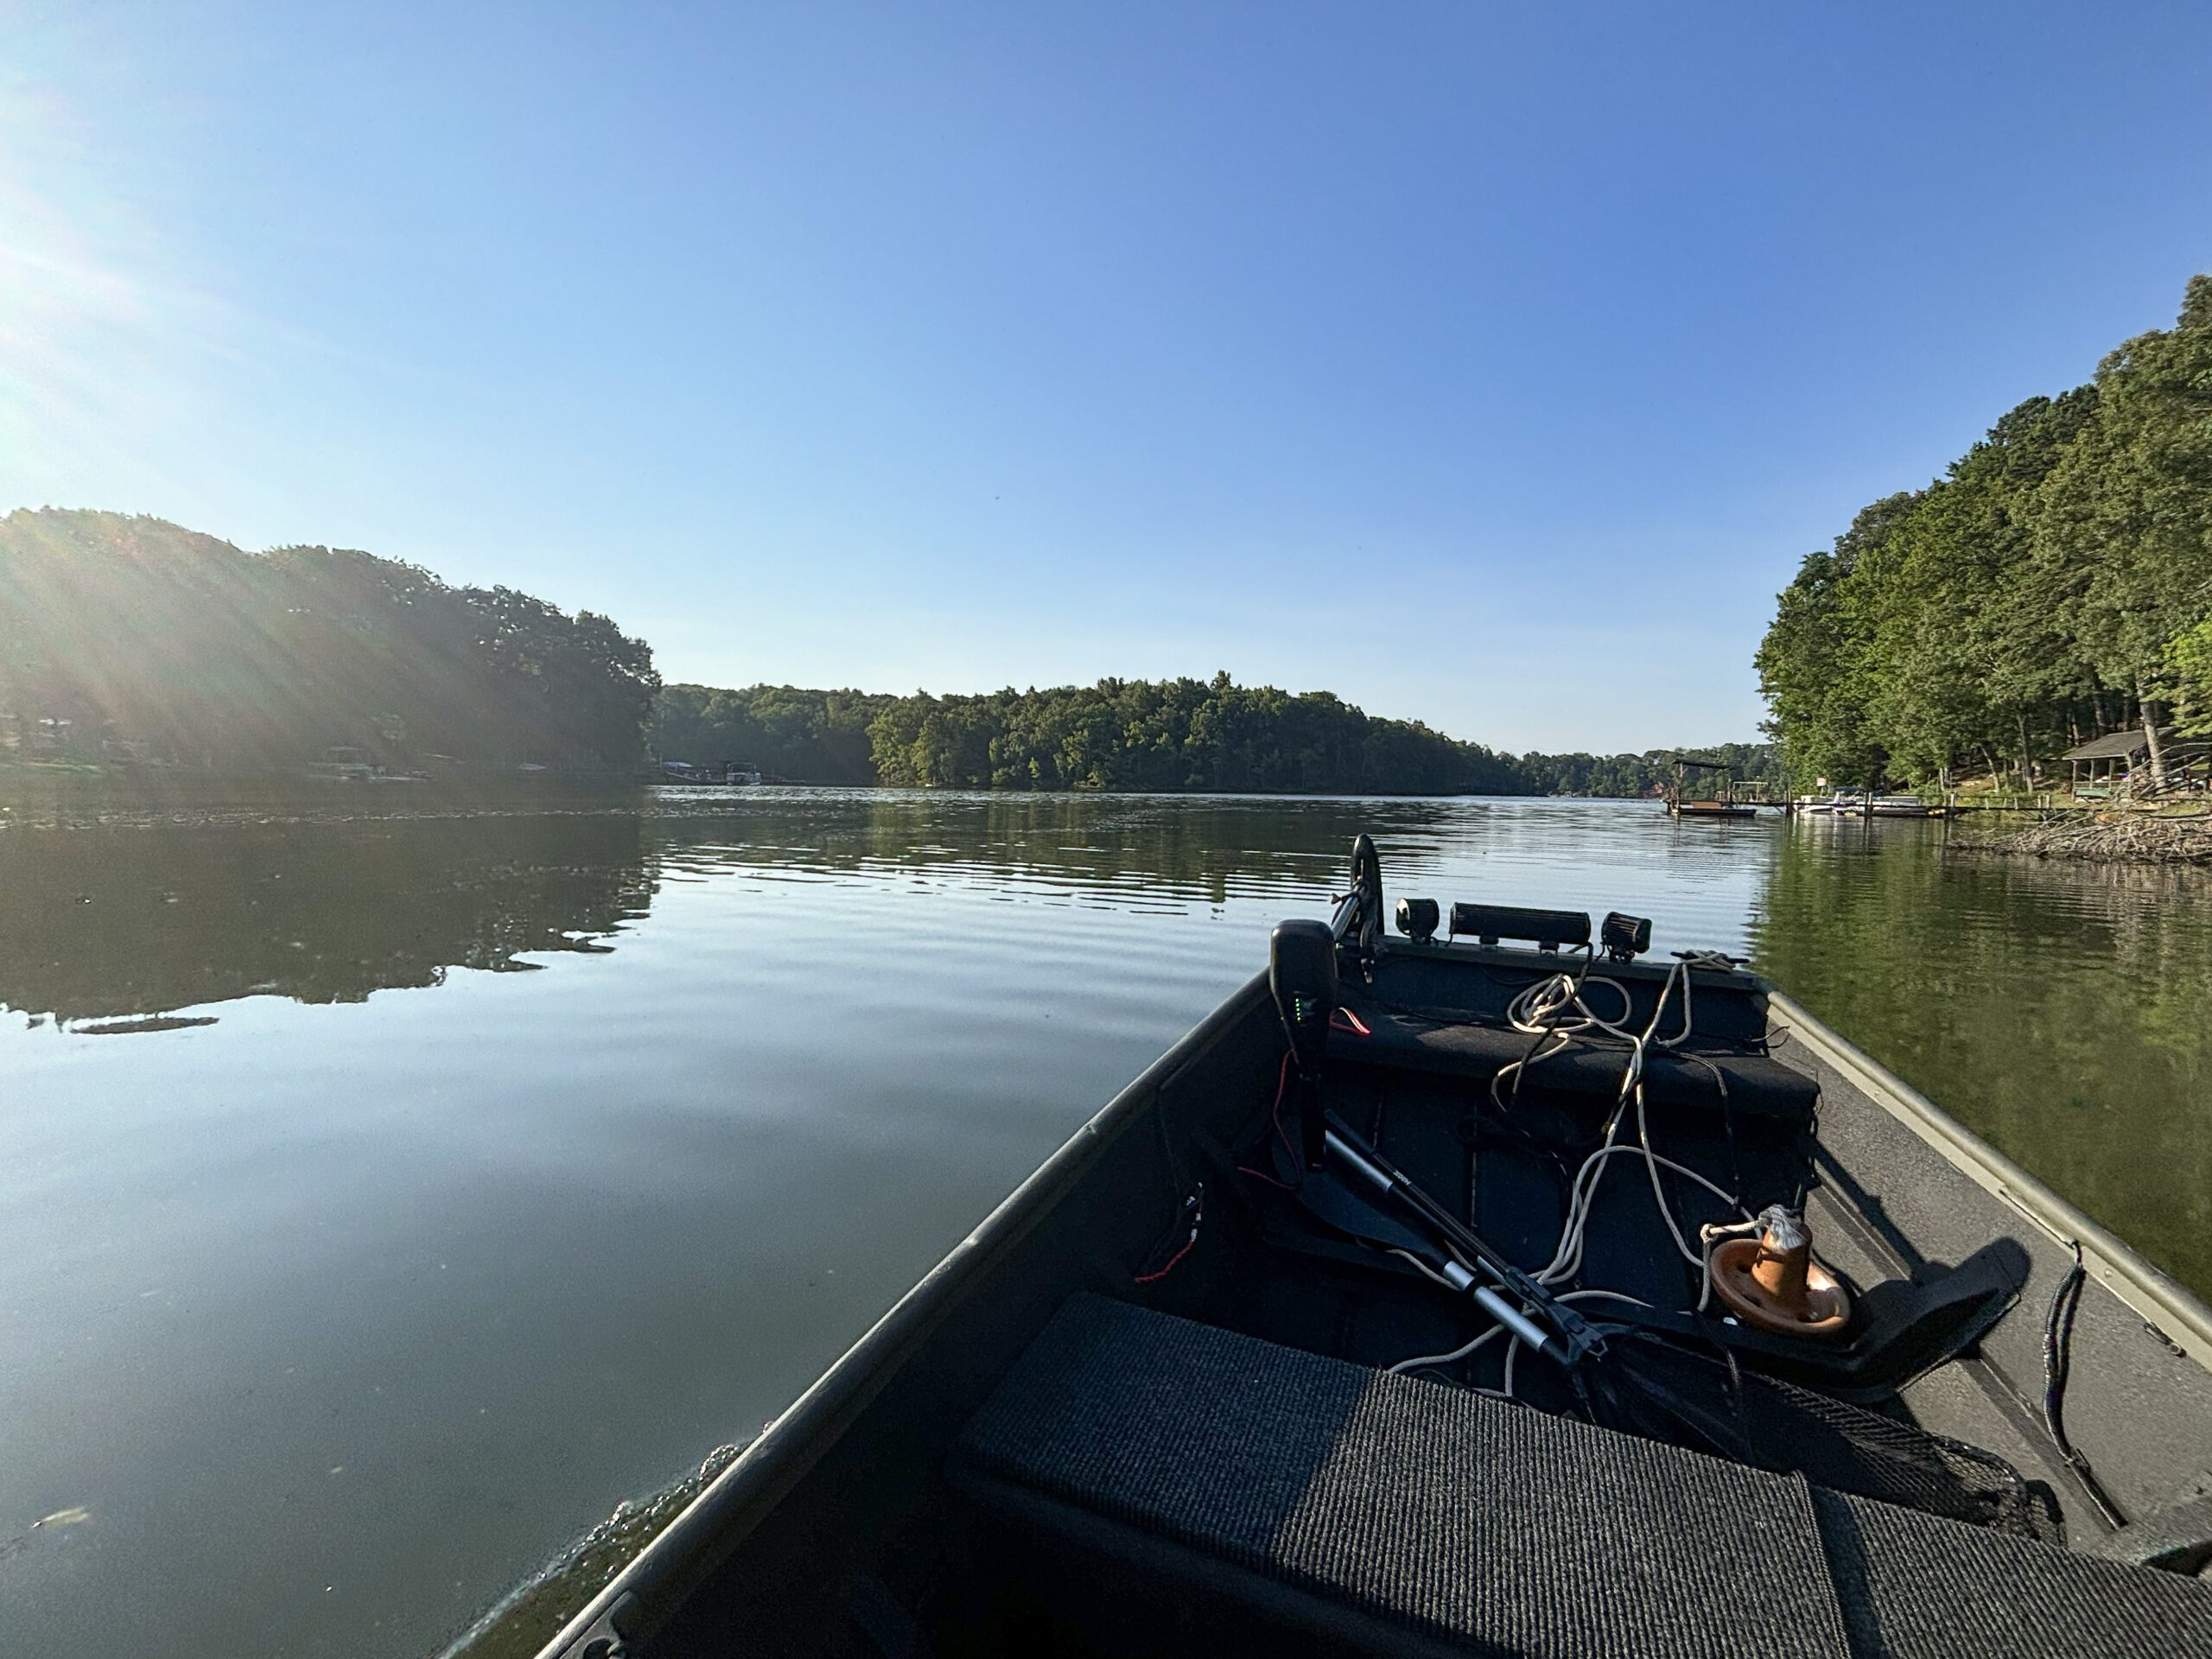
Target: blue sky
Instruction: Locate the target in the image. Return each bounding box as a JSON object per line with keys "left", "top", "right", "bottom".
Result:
{"left": 3, "top": 4, "right": 2209, "bottom": 751}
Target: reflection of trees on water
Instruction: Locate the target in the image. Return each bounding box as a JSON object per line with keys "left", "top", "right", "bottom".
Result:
{"left": 0, "top": 812, "right": 653, "bottom": 1022}
{"left": 646, "top": 791, "right": 1482, "bottom": 908}
{"left": 1750, "top": 822, "right": 2212, "bottom": 1297}
{"left": 0, "top": 789, "right": 1453, "bottom": 1024}
{"left": 0, "top": 788, "right": 1492, "bottom": 1024}
{"left": 2, "top": 784, "right": 1669, "bottom": 1024}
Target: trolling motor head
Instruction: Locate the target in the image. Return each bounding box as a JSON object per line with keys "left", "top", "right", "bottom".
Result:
{"left": 1270, "top": 918, "right": 1338, "bottom": 1169}
{"left": 1344, "top": 834, "right": 1384, "bottom": 975}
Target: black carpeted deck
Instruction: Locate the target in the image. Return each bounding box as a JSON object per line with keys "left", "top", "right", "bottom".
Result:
{"left": 1815, "top": 1487, "right": 2212, "bottom": 1658}
{"left": 954, "top": 1294, "right": 2212, "bottom": 1658}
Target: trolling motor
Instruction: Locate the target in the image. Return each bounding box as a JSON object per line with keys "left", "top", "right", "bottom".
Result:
{"left": 1270, "top": 918, "right": 1337, "bottom": 1171}
{"left": 1270, "top": 834, "right": 1382, "bottom": 1171}
{"left": 1268, "top": 913, "right": 1601, "bottom": 1364}
{"left": 1321, "top": 1112, "right": 1606, "bottom": 1366}
{"left": 1343, "top": 834, "right": 1384, "bottom": 975}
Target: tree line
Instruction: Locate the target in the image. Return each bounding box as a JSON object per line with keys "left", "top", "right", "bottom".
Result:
{"left": 0, "top": 510, "right": 659, "bottom": 774}
{"left": 0, "top": 510, "right": 1769, "bottom": 795}
{"left": 651, "top": 677, "right": 1772, "bottom": 797}
{"left": 1515, "top": 742, "right": 1783, "bottom": 799}
{"left": 1757, "top": 274, "right": 2212, "bottom": 791}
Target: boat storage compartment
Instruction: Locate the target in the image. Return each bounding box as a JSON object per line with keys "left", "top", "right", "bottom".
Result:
{"left": 950, "top": 1294, "right": 2212, "bottom": 1659}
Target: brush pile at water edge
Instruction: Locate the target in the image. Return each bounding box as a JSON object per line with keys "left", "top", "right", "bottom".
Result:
{"left": 1948, "top": 811, "right": 2212, "bottom": 863}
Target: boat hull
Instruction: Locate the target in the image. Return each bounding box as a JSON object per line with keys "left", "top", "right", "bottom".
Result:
{"left": 527, "top": 936, "right": 2212, "bottom": 1659}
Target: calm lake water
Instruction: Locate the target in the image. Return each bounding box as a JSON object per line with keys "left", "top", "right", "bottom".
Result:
{"left": 3, "top": 786, "right": 2209, "bottom": 1656}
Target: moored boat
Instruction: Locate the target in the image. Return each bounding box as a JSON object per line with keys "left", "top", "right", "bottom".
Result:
{"left": 531, "top": 837, "right": 2212, "bottom": 1659}
{"left": 1793, "top": 791, "right": 1863, "bottom": 816}
{"left": 1792, "top": 793, "right": 1936, "bottom": 819}
{"left": 1866, "top": 793, "right": 1933, "bottom": 817}
{"left": 1668, "top": 798, "right": 1759, "bottom": 819}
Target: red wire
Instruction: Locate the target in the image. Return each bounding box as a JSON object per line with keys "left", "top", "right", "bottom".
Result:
{"left": 1132, "top": 1233, "right": 1196, "bottom": 1284}
{"left": 1329, "top": 1006, "right": 1371, "bottom": 1037}
{"left": 1269, "top": 1051, "right": 1297, "bottom": 1166}
{"left": 1145, "top": 1050, "right": 1310, "bottom": 1280}
{"left": 1147, "top": 1035, "right": 1336, "bottom": 1281}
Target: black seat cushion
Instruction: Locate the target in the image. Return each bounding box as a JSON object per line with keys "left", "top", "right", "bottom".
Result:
{"left": 955, "top": 1294, "right": 1853, "bottom": 1657}
{"left": 1815, "top": 1487, "right": 2212, "bottom": 1658}
{"left": 954, "top": 1295, "right": 2212, "bottom": 1659}
{"left": 1328, "top": 950, "right": 1818, "bottom": 1128}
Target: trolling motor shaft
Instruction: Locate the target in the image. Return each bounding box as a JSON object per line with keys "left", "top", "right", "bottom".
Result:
{"left": 1322, "top": 1112, "right": 1605, "bottom": 1365}
{"left": 1269, "top": 918, "right": 1338, "bottom": 1170}
{"left": 1401, "top": 1244, "right": 1559, "bottom": 1355}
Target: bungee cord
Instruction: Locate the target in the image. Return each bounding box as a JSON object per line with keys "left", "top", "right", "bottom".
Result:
{"left": 2043, "top": 1243, "right": 2128, "bottom": 1528}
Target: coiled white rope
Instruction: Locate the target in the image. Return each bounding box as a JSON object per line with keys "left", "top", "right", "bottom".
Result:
{"left": 1385, "top": 950, "right": 1755, "bottom": 1380}
{"left": 1518, "top": 954, "right": 1745, "bottom": 1283}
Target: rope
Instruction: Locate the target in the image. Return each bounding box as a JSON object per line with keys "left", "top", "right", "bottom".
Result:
{"left": 1386, "top": 1322, "right": 1508, "bottom": 1376}
{"left": 1389, "top": 1287, "right": 1651, "bottom": 1383}
{"left": 1498, "top": 955, "right": 1750, "bottom": 1299}
{"left": 1378, "top": 952, "right": 1756, "bottom": 1383}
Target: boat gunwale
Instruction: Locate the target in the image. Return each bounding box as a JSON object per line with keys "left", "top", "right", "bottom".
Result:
{"left": 1766, "top": 987, "right": 2212, "bottom": 1371}
{"left": 530, "top": 969, "right": 1275, "bottom": 1659}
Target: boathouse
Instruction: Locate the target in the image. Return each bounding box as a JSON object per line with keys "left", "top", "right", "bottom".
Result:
{"left": 2057, "top": 726, "right": 2209, "bottom": 795}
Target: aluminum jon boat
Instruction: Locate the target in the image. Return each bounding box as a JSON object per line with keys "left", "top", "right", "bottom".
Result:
{"left": 535, "top": 837, "right": 2212, "bottom": 1659}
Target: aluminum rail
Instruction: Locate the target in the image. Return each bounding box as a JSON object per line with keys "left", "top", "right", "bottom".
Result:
{"left": 1766, "top": 988, "right": 2212, "bottom": 1371}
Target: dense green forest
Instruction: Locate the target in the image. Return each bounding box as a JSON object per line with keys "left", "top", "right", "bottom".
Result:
{"left": 652, "top": 677, "right": 1519, "bottom": 792}
{"left": 1, "top": 509, "right": 1767, "bottom": 796}
{"left": 1758, "top": 275, "right": 2212, "bottom": 791}
{"left": 651, "top": 683, "right": 893, "bottom": 784}
{"left": 0, "top": 510, "right": 659, "bottom": 773}
{"left": 865, "top": 677, "right": 1526, "bottom": 792}
{"left": 650, "top": 677, "right": 1772, "bottom": 797}
{"left": 1515, "top": 742, "right": 1782, "bottom": 798}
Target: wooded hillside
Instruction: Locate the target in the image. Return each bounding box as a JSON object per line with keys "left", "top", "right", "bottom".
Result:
{"left": 864, "top": 676, "right": 1524, "bottom": 793}
{"left": 0, "top": 510, "right": 658, "bottom": 773}
{"left": 651, "top": 677, "right": 1771, "bottom": 797}
{"left": 652, "top": 676, "right": 1521, "bottom": 793}
{"left": 1757, "top": 275, "right": 2212, "bottom": 790}
{"left": 0, "top": 508, "right": 1766, "bottom": 796}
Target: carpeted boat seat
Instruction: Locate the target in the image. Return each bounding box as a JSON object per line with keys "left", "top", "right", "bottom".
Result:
{"left": 1812, "top": 1487, "right": 2212, "bottom": 1658}
{"left": 951, "top": 1294, "right": 2212, "bottom": 1658}
{"left": 1327, "top": 1001, "right": 1820, "bottom": 1126}
{"left": 1326, "top": 950, "right": 1819, "bottom": 1127}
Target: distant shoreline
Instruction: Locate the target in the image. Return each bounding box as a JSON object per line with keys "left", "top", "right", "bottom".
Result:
{"left": 0, "top": 760, "right": 1678, "bottom": 804}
